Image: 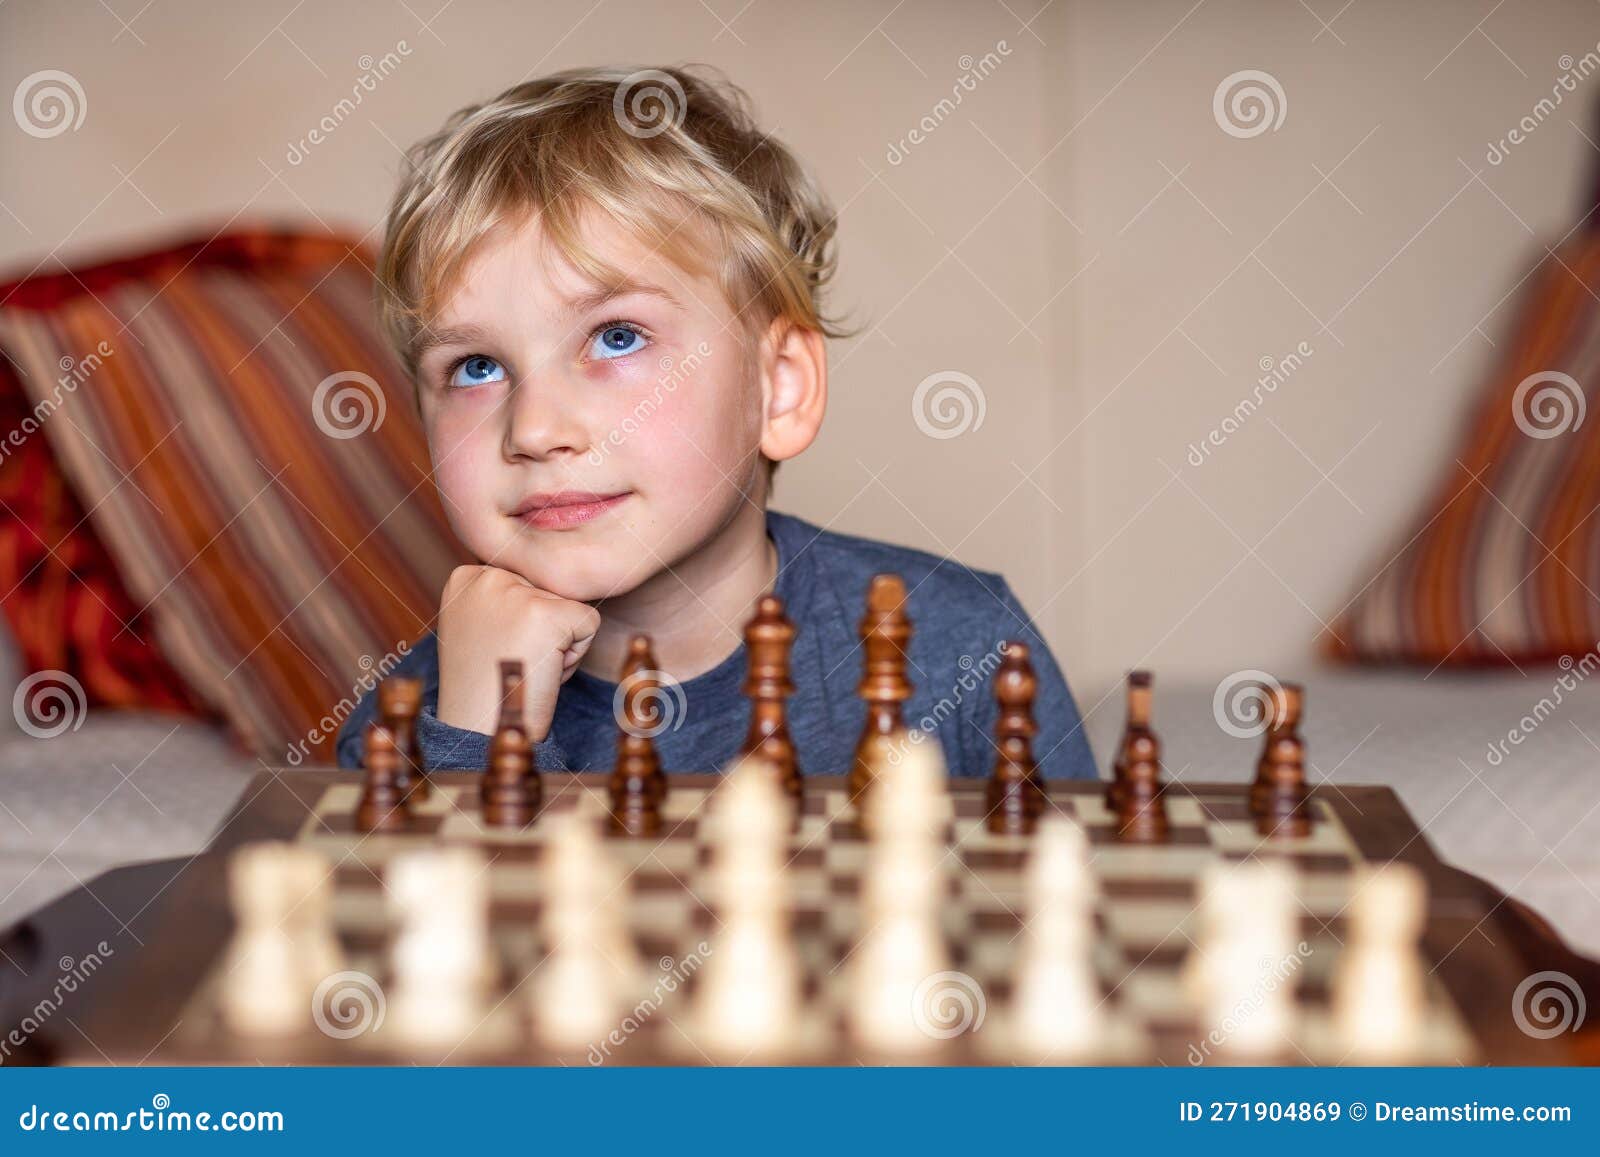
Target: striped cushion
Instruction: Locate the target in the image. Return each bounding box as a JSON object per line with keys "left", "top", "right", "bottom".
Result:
{"left": 1329, "top": 232, "right": 1600, "bottom": 666}
{"left": 0, "top": 354, "right": 207, "bottom": 720}
{"left": 0, "top": 230, "right": 468, "bottom": 760}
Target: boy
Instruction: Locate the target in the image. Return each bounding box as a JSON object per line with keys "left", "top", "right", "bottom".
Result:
{"left": 335, "top": 64, "right": 1097, "bottom": 782}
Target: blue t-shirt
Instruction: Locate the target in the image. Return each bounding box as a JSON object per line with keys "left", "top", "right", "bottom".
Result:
{"left": 335, "top": 509, "right": 1098, "bottom": 781}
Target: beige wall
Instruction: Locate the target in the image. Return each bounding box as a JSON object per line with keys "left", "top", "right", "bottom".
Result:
{"left": 3, "top": 0, "right": 1596, "bottom": 705}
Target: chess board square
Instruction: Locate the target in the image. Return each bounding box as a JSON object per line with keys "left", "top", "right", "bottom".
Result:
{"left": 1086, "top": 824, "right": 1209, "bottom": 848}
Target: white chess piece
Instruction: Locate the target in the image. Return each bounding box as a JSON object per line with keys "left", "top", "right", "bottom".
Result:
{"left": 1013, "top": 816, "right": 1104, "bottom": 1058}
{"left": 1333, "top": 863, "right": 1428, "bottom": 1060}
{"left": 387, "top": 847, "right": 492, "bottom": 1047}
{"left": 851, "top": 746, "right": 953, "bottom": 1055}
{"left": 1186, "top": 860, "right": 1300, "bottom": 1060}
{"left": 694, "top": 757, "right": 801, "bottom": 1059}
{"left": 533, "top": 815, "right": 637, "bottom": 1051}
{"left": 219, "top": 842, "right": 325, "bottom": 1037}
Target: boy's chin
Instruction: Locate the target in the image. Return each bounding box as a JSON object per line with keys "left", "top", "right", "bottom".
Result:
{"left": 500, "top": 554, "right": 654, "bottom": 604}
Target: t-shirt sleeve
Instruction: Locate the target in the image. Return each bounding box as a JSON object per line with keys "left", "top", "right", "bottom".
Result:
{"left": 963, "top": 579, "right": 1101, "bottom": 782}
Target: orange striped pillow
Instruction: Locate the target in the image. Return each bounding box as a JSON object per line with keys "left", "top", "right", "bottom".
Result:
{"left": 0, "top": 230, "right": 469, "bottom": 760}
{"left": 1329, "top": 232, "right": 1600, "bottom": 666}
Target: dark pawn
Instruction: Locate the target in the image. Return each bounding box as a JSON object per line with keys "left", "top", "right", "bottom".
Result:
{"left": 986, "top": 641, "right": 1046, "bottom": 834}
{"left": 483, "top": 660, "right": 539, "bottom": 828}
{"left": 737, "top": 594, "right": 803, "bottom": 808}
{"left": 1250, "top": 682, "right": 1313, "bottom": 839}
{"left": 1106, "top": 670, "right": 1155, "bottom": 812}
{"left": 378, "top": 676, "right": 428, "bottom": 803}
{"left": 355, "top": 721, "right": 411, "bottom": 833}
{"left": 849, "top": 574, "right": 914, "bottom": 809}
{"left": 1112, "top": 673, "right": 1168, "bottom": 843}
{"left": 608, "top": 635, "right": 668, "bottom": 836}
{"left": 1116, "top": 756, "right": 1169, "bottom": 843}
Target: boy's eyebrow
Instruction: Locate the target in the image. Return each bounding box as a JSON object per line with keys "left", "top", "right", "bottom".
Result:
{"left": 413, "top": 282, "right": 684, "bottom": 359}
{"left": 414, "top": 323, "right": 494, "bottom": 359}
{"left": 560, "top": 279, "right": 684, "bottom": 320}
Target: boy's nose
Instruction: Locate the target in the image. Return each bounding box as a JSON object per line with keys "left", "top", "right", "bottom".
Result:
{"left": 502, "top": 376, "right": 592, "bottom": 462}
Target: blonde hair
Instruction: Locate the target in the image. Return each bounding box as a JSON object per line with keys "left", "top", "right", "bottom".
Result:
{"left": 376, "top": 64, "right": 851, "bottom": 379}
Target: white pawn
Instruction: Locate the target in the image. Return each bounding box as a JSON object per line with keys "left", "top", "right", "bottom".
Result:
{"left": 865, "top": 739, "right": 947, "bottom": 845}
{"left": 1186, "top": 860, "right": 1299, "bottom": 1060}
{"left": 695, "top": 757, "right": 801, "bottom": 1059}
{"left": 285, "top": 847, "right": 343, "bottom": 986}
{"left": 219, "top": 842, "right": 333, "bottom": 1038}
{"left": 1012, "top": 816, "right": 1104, "bottom": 1059}
{"left": 387, "top": 847, "right": 492, "bottom": 1047}
{"left": 533, "top": 814, "right": 637, "bottom": 1051}
{"left": 1333, "top": 863, "right": 1428, "bottom": 1060}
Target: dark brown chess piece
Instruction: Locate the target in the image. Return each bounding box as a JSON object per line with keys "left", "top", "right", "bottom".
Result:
{"left": 986, "top": 640, "right": 1046, "bottom": 834}
{"left": 1112, "top": 672, "right": 1168, "bottom": 843}
{"left": 737, "top": 594, "right": 803, "bottom": 805}
{"left": 849, "top": 574, "right": 914, "bottom": 810}
{"left": 355, "top": 721, "right": 410, "bottom": 833}
{"left": 608, "top": 635, "right": 668, "bottom": 836}
{"left": 1105, "top": 670, "right": 1154, "bottom": 812}
{"left": 378, "top": 676, "right": 428, "bottom": 803}
{"left": 483, "top": 660, "right": 539, "bottom": 828}
{"left": 1250, "top": 682, "right": 1313, "bottom": 838}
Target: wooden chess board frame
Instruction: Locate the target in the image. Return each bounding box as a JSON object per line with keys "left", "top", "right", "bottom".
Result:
{"left": 61, "top": 769, "right": 1588, "bottom": 1066}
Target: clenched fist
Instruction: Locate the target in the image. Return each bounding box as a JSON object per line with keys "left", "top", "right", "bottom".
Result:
{"left": 434, "top": 564, "right": 601, "bottom": 740}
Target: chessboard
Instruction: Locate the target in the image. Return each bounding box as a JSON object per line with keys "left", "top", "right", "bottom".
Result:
{"left": 58, "top": 767, "right": 1578, "bottom": 1067}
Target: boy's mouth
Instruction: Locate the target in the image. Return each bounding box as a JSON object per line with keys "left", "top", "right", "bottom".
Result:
{"left": 510, "top": 489, "right": 632, "bottom": 531}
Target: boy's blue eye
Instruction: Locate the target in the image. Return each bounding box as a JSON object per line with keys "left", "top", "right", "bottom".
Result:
{"left": 589, "top": 323, "right": 646, "bottom": 361}
{"left": 449, "top": 355, "right": 506, "bottom": 389}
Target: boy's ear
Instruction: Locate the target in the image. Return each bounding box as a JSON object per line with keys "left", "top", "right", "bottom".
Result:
{"left": 758, "top": 318, "right": 827, "bottom": 464}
